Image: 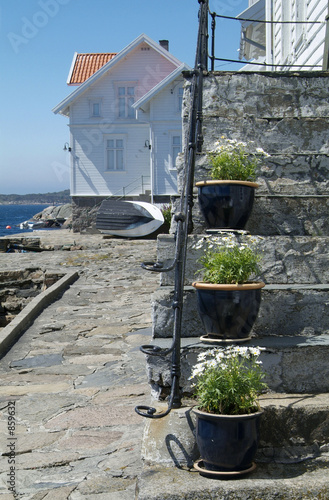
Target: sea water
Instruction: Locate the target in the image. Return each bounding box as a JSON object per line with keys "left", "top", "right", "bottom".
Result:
{"left": 0, "top": 204, "right": 49, "bottom": 237}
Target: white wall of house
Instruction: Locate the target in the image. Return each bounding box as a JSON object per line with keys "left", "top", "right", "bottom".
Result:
{"left": 238, "top": 0, "right": 328, "bottom": 70}
{"left": 151, "top": 124, "right": 181, "bottom": 195}
{"left": 70, "top": 124, "right": 150, "bottom": 197}
{"left": 147, "top": 78, "right": 184, "bottom": 195}
{"left": 272, "top": 0, "right": 327, "bottom": 70}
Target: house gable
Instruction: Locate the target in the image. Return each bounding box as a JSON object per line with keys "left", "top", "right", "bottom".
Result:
{"left": 53, "top": 33, "right": 183, "bottom": 116}
{"left": 65, "top": 41, "right": 183, "bottom": 126}
{"left": 133, "top": 63, "right": 190, "bottom": 114}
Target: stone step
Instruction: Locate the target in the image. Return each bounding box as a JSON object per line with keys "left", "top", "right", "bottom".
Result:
{"left": 201, "top": 117, "right": 329, "bottom": 158}
{"left": 137, "top": 457, "right": 329, "bottom": 500}
{"left": 138, "top": 393, "right": 329, "bottom": 499}
{"left": 200, "top": 72, "right": 329, "bottom": 124}
{"left": 249, "top": 195, "right": 329, "bottom": 236}
{"left": 140, "top": 393, "right": 329, "bottom": 468}
{"left": 157, "top": 235, "right": 329, "bottom": 286}
{"left": 152, "top": 285, "right": 329, "bottom": 339}
{"left": 191, "top": 194, "right": 329, "bottom": 236}
{"left": 144, "top": 336, "right": 329, "bottom": 397}
{"left": 192, "top": 152, "right": 329, "bottom": 197}
{"left": 138, "top": 193, "right": 151, "bottom": 202}
{"left": 176, "top": 152, "right": 329, "bottom": 235}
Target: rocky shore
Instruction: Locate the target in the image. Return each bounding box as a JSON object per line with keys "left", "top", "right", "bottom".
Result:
{"left": 31, "top": 203, "right": 73, "bottom": 229}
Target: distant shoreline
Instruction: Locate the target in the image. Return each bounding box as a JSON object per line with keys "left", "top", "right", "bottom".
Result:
{"left": 0, "top": 190, "right": 71, "bottom": 205}
{"left": 0, "top": 202, "right": 67, "bottom": 205}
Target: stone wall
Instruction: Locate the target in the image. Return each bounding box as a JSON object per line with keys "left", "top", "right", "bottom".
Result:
{"left": 148, "top": 70, "right": 329, "bottom": 398}
{"left": 0, "top": 269, "right": 62, "bottom": 328}
{"left": 71, "top": 196, "right": 104, "bottom": 233}
{"left": 178, "top": 71, "right": 329, "bottom": 234}
{"left": 190, "top": 71, "right": 329, "bottom": 155}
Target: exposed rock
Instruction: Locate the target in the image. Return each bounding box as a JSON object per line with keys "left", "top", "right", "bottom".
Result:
{"left": 33, "top": 204, "right": 72, "bottom": 221}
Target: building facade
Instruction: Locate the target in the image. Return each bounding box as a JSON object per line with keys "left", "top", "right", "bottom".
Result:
{"left": 53, "top": 34, "right": 190, "bottom": 208}
{"left": 237, "top": 0, "right": 329, "bottom": 70}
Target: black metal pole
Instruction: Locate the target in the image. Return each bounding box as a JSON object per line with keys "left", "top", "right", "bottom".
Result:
{"left": 135, "top": 0, "right": 209, "bottom": 419}
{"left": 211, "top": 11, "right": 216, "bottom": 72}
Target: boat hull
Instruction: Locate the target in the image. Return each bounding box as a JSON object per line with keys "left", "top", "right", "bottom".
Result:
{"left": 96, "top": 200, "right": 164, "bottom": 237}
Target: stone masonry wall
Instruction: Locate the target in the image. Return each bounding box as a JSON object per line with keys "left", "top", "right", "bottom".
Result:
{"left": 178, "top": 71, "right": 329, "bottom": 234}
{"left": 0, "top": 269, "right": 62, "bottom": 328}
{"left": 148, "top": 71, "right": 329, "bottom": 398}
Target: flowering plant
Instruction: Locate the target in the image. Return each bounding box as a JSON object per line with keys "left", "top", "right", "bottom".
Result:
{"left": 190, "top": 346, "right": 268, "bottom": 415}
{"left": 207, "top": 137, "right": 269, "bottom": 182}
{"left": 196, "top": 234, "right": 262, "bottom": 285}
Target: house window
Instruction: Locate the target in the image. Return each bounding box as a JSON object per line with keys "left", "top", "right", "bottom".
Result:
{"left": 171, "top": 134, "right": 181, "bottom": 169}
{"left": 92, "top": 102, "right": 100, "bottom": 116}
{"left": 117, "top": 85, "right": 135, "bottom": 118}
{"left": 90, "top": 99, "right": 102, "bottom": 117}
{"left": 106, "top": 137, "right": 125, "bottom": 171}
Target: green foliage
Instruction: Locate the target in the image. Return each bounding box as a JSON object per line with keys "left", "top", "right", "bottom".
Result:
{"left": 190, "top": 346, "right": 268, "bottom": 415}
{"left": 161, "top": 204, "right": 172, "bottom": 225}
{"left": 199, "top": 242, "right": 261, "bottom": 285}
{"left": 206, "top": 137, "right": 269, "bottom": 182}
{"left": 208, "top": 146, "right": 258, "bottom": 181}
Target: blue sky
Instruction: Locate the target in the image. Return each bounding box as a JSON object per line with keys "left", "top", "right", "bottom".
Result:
{"left": 0, "top": 0, "right": 248, "bottom": 195}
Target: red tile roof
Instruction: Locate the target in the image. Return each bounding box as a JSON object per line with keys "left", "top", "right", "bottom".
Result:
{"left": 68, "top": 53, "right": 117, "bottom": 85}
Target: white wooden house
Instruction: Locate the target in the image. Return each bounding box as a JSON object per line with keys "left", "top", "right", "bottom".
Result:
{"left": 237, "top": 0, "right": 329, "bottom": 70}
{"left": 53, "top": 34, "right": 190, "bottom": 203}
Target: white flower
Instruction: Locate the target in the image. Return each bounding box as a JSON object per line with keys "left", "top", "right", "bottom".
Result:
{"left": 208, "top": 137, "right": 269, "bottom": 158}
{"left": 189, "top": 363, "right": 206, "bottom": 379}
{"left": 256, "top": 147, "right": 270, "bottom": 157}
{"left": 194, "top": 241, "right": 204, "bottom": 250}
{"left": 215, "top": 351, "right": 225, "bottom": 361}
{"left": 248, "top": 347, "right": 262, "bottom": 357}
{"left": 234, "top": 346, "right": 249, "bottom": 358}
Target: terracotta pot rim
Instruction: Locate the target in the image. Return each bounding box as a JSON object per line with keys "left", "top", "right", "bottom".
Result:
{"left": 196, "top": 180, "right": 259, "bottom": 188}
{"left": 192, "top": 281, "right": 265, "bottom": 291}
{"left": 193, "top": 407, "right": 264, "bottom": 419}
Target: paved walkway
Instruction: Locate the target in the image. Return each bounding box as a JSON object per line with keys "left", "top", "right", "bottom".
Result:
{"left": 0, "top": 231, "right": 159, "bottom": 499}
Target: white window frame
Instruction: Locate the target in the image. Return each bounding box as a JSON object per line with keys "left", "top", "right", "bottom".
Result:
{"left": 105, "top": 135, "right": 126, "bottom": 172}
{"left": 281, "top": 2, "right": 291, "bottom": 64}
{"left": 89, "top": 98, "right": 102, "bottom": 118}
{"left": 178, "top": 87, "right": 184, "bottom": 112}
{"left": 115, "top": 82, "right": 137, "bottom": 119}
{"left": 169, "top": 132, "right": 182, "bottom": 171}
{"left": 294, "top": 0, "right": 305, "bottom": 53}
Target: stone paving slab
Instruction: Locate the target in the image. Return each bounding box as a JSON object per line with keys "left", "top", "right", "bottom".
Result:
{"left": 137, "top": 457, "right": 329, "bottom": 500}
{"left": 0, "top": 271, "right": 78, "bottom": 354}
{"left": 0, "top": 231, "right": 159, "bottom": 499}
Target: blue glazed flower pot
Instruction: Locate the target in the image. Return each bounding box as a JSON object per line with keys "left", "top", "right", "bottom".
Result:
{"left": 196, "top": 180, "right": 259, "bottom": 230}
{"left": 193, "top": 408, "right": 263, "bottom": 473}
{"left": 192, "top": 282, "right": 265, "bottom": 341}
